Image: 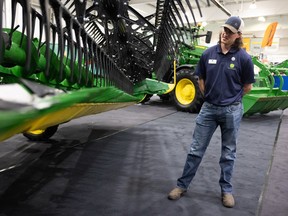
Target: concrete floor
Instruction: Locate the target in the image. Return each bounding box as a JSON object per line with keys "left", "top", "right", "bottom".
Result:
{"left": 0, "top": 96, "right": 287, "bottom": 216}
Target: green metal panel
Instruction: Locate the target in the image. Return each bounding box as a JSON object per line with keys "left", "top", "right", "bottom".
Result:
{"left": 243, "top": 89, "right": 288, "bottom": 115}
{"left": 242, "top": 57, "right": 288, "bottom": 115}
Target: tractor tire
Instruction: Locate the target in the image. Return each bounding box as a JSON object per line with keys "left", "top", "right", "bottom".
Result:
{"left": 171, "top": 68, "right": 203, "bottom": 113}
{"left": 158, "top": 94, "right": 170, "bottom": 101}
{"left": 23, "top": 125, "right": 59, "bottom": 141}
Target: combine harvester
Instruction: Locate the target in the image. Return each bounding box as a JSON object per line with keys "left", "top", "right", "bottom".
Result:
{"left": 0, "top": 0, "right": 216, "bottom": 141}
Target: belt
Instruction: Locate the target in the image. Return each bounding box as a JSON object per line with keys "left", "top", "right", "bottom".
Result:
{"left": 207, "top": 101, "right": 241, "bottom": 107}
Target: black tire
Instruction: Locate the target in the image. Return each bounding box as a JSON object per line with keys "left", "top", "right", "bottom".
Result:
{"left": 23, "top": 125, "right": 59, "bottom": 141}
{"left": 158, "top": 94, "right": 170, "bottom": 101}
{"left": 139, "top": 94, "right": 153, "bottom": 104}
{"left": 171, "top": 68, "right": 203, "bottom": 113}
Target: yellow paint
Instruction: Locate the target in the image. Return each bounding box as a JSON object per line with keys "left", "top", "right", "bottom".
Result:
{"left": 243, "top": 37, "right": 251, "bottom": 51}
{"left": 195, "top": 45, "right": 207, "bottom": 49}
{"left": 164, "top": 59, "right": 177, "bottom": 94}
{"left": 175, "top": 78, "right": 195, "bottom": 105}
{"left": 26, "top": 129, "right": 46, "bottom": 135}
{"left": 0, "top": 102, "right": 135, "bottom": 142}
{"left": 164, "top": 83, "right": 175, "bottom": 94}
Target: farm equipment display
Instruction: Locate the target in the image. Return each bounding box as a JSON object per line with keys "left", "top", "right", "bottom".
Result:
{"left": 0, "top": 0, "right": 216, "bottom": 141}
{"left": 1, "top": 0, "right": 287, "bottom": 143}
{"left": 243, "top": 56, "right": 288, "bottom": 115}
{"left": 158, "top": 32, "right": 210, "bottom": 113}
{"left": 163, "top": 22, "right": 288, "bottom": 116}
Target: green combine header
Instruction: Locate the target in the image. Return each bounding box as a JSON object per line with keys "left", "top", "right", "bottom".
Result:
{"left": 0, "top": 0, "right": 209, "bottom": 141}
{"left": 0, "top": 0, "right": 287, "bottom": 143}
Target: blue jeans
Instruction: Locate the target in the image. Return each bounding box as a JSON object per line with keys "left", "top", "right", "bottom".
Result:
{"left": 176, "top": 101, "right": 243, "bottom": 194}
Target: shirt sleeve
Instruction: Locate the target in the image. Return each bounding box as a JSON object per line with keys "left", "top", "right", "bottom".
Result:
{"left": 241, "top": 54, "right": 255, "bottom": 84}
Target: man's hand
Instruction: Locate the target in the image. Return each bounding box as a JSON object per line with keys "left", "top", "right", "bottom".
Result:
{"left": 243, "top": 83, "right": 253, "bottom": 95}
{"left": 198, "top": 78, "right": 205, "bottom": 97}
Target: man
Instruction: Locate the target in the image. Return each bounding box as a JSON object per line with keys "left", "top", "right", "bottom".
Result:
{"left": 167, "top": 16, "right": 255, "bottom": 208}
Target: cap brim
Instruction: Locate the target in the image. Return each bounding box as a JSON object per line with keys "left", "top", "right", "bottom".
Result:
{"left": 221, "top": 24, "right": 238, "bottom": 33}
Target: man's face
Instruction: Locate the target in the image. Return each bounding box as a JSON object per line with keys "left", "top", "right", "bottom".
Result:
{"left": 221, "top": 27, "right": 240, "bottom": 45}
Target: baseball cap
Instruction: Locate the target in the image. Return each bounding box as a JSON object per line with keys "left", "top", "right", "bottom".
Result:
{"left": 222, "top": 16, "right": 244, "bottom": 33}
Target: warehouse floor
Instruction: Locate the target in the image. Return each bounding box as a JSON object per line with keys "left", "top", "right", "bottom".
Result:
{"left": 0, "top": 96, "right": 287, "bottom": 216}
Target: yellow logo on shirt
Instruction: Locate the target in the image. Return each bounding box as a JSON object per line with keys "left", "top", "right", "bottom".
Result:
{"left": 230, "top": 63, "right": 235, "bottom": 69}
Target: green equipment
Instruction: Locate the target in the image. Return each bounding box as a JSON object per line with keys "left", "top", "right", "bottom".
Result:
{"left": 242, "top": 57, "right": 288, "bottom": 116}
{"left": 1, "top": 0, "right": 286, "bottom": 143}
{"left": 0, "top": 0, "right": 214, "bottom": 142}
{"left": 242, "top": 21, "right": 288, "bottom": 115}
{"left": 158, "top": 23, "right": 288, "bottom": 116}
{"left": 155, "top": 26, "right": 212, "bottom": 113}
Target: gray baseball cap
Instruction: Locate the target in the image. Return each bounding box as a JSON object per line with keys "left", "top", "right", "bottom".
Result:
{"left": 222, "top": 16, "right": 244, "bottom": 33}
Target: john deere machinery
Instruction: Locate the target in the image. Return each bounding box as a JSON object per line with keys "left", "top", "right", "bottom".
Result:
{"left": 1, "top": 0, "right": 287, "bottom": 143}
{"left": 156, "top": 26, "right": 211, "bottom": 113}
{"left": 156, "top": 22, "right": 288, "bottom": 116}
{"left": 243, "top": 56, "right": 288, "bottom": 115}
{"left": 0, "top": 0, "right": 221, "bottom": 141}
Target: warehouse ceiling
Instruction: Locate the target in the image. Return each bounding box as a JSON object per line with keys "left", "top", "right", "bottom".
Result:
{"left": 129, "top": 0, "right": 288, "bottom": 39}
{"left": 27, "top": 0, "right": 288, "bottom": 39}
{"left": 129, "top": 0, "right": 288, "bottom": 20}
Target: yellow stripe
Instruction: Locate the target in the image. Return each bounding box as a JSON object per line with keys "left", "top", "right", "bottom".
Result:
{"left": 0, "top": 102, "right": 135, "bottom": 141}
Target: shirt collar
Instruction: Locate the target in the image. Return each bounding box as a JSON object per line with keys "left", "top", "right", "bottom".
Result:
{"left": 217, "top": 44, "right": 238, "bottom": 54}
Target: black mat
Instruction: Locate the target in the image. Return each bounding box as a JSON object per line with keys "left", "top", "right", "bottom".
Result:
{"left": 0, "top": 98, "right": 284, "bottom": 216}
{"left": 257, "top": 110, "right": 288, "bottom": 216}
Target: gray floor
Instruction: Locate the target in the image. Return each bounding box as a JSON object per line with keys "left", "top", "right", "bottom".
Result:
{"left": 0, "top": 96, "right": 287, "bottom": 216}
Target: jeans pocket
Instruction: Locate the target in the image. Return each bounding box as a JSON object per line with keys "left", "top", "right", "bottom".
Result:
{"left": 202, "top": 102, "right": 213, "bottom": 109}
{"left": 227, "top": 103, "right": 241, "bottom": 113}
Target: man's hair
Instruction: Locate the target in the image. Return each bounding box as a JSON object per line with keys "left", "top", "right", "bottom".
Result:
{"left": 218, "top": 32, "right": 243, "bottom": 49}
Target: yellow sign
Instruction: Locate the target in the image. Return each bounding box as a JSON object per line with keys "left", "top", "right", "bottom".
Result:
{"left": 262, "top": 22, "right": 278, "bottom": 48}
{"left": 243, "top": 37, "right": 251, "bottom": 51}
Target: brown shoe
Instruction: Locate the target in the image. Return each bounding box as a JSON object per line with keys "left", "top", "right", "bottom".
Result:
{"left": 168, "top": 187, "right": 186, "bottom": 200}
{"left": 222, "top": 193, "right": 235, "bottom": 208}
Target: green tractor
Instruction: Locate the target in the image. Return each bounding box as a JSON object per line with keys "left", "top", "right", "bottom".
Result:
{"left": 156, "top": 26, "right": 212, "bottom": 113}
{"left": 156, "top": 24, "right": 288, "bottom": 116}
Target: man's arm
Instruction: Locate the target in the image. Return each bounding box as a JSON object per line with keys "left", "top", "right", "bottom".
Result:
{"left": 198, "top": 78, "right": 205, "bottom": 96}
{"left": 243, "top": 83, "right": 253, "bottom": 95}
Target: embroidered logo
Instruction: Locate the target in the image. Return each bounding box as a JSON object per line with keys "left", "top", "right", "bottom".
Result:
{"left": 230, "top": 63, "right": 235, "bottom": 69}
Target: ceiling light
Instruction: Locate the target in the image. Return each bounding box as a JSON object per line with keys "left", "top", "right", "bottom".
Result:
{"left": 201, "top": 21, "right": 208, "bottom": 27}
{"left": 258, "top": 16, "right": 266, "bottom": 22}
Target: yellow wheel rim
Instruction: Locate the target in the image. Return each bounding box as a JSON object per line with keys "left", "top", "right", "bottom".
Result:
{"left": 26, "top": 129, "right": 45, "bottom": 135}
{"left": 175, "top": 78, "right": 196, "bottom": 105}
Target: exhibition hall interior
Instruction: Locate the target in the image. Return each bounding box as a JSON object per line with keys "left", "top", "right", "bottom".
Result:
{"left": 0, "top": 0, "right": 287, "bottom": 215}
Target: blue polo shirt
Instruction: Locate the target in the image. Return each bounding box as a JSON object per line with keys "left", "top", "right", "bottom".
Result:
{"left": 195, "top": 44, "right": 255, "bottom": 106}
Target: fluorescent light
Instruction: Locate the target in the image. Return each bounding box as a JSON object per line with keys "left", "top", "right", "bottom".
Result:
{"left": 201, "top": 21, "right": 208, "bottom": 27}
{"left": 258, "top": 16, "right": 266, "bottom": 22}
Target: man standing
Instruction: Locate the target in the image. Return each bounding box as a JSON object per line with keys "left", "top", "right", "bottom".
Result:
{"left": 168, "top": 16, "right": 255, "bottom": 208}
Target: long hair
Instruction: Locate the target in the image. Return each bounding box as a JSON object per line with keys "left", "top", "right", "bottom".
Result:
{"left": 218, "top": 32, "right": 243, "bottom": 49}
